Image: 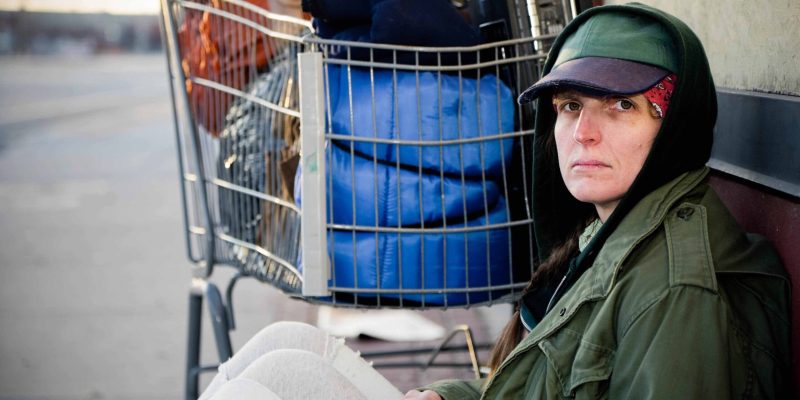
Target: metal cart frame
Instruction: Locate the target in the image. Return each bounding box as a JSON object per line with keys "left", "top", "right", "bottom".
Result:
{"left": 159, "top": 0, "right": 573, "bottom": 398}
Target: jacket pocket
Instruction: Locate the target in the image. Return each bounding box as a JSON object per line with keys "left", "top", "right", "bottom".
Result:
{"left": 539, "top": 329, "right": 615, "bottom": 399}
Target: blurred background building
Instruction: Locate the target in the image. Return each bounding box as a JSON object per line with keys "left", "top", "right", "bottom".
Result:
{"left": 0, "top": 10, "right": 162, "bottom": 55}
{"left": 0, "top": 0, "right": 162, "bottom": 55}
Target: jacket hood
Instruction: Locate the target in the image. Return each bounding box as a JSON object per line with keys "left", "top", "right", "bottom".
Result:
{"left": 529, "top": 3, "right": 717, "bottom": 303}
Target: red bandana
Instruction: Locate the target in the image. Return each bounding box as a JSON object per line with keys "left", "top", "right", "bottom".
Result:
{"left": 643, "top": 73, "right": 677, "bottom": 118}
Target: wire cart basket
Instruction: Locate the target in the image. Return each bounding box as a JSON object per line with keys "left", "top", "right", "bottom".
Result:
{"left": 159, "top": 0, "right": 570, "bottom": 397}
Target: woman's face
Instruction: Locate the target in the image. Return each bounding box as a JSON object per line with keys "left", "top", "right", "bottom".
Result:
{"left": 553, "top": 90, "right": 662, "bottom": 222}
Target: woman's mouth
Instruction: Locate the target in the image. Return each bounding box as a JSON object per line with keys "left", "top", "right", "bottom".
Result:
{"left": 571, "top": 159, "right": 609, "bottom": 170}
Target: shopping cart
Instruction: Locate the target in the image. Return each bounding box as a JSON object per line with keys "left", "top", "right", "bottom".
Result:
{"left": 159, "top": 0, "right": 570, "bottom": 398}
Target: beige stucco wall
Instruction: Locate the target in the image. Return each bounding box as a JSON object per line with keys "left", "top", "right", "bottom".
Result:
{"left": 603, "top": 0, "right": 800, "bottom": 96}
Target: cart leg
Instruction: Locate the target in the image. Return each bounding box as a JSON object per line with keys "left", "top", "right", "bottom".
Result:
{"left": 205, "top": 282, "right": 233, "bottom": 362}
{"left": 186, "top": 288, "right": 203, "bottom": 400}
{"left": 184, "top": 281, "right": 233, "bottom": 400}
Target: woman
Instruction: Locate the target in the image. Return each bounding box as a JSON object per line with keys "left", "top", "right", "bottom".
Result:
{"left": 200, "top": 4, "right": 791, "bottom": 399}
{"left": 410, "top": 3, "right": 791, "bottom": 399}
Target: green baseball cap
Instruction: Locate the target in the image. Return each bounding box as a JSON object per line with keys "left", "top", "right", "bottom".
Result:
{"left": 519, "top": 11, "right": 679, "bottom": 103}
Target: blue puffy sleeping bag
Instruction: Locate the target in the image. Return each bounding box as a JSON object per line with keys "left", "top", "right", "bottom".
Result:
{"left": 296, "top": 66, "right": 517, "bottom": 305}
{"left": 326, "top": 143, "right": 500, "bottom": 227}
{"left": 326, "top": 65, "right": 516, "bottom": 178}
{"left": 327, "top": 197, "right": 512, "bottom": 305}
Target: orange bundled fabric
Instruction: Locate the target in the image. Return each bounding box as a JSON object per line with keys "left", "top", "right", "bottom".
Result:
{"left": 178, "top": 0, "right": 272, "bottom": 136}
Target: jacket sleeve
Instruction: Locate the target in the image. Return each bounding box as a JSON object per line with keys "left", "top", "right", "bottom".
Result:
{"left": 609, "top": 285, "right": 737, "bottom": 399}
{"left": 418, "top": 378, "right": 484, "bottom": 400}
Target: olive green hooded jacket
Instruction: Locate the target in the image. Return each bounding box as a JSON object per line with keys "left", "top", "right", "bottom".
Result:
{"left": 422, "top": 3, "right": 792, "bottom": 399}
{"left": 425, "top": 168, "right": 791, "bottom": 398}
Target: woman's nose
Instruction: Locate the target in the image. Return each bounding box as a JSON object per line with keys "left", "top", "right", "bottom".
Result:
{"left": 572, "top": 110, "right": 600, "bottom": 144}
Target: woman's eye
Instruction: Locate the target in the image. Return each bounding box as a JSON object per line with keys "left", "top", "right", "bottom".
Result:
{"left": 613, "top": 99, "right": 634, "bottom": 111}
{"left": 562, "top": 101, "right": 581, "bottom": 112}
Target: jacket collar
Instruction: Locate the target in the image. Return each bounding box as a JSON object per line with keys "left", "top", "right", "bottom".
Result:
{"left": 589, "top": 167, "right": 709, "bottom": 294}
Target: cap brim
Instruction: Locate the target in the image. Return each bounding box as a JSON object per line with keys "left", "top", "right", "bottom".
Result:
{"left": 518, "top": 57, "right": 670, "bottom": 104}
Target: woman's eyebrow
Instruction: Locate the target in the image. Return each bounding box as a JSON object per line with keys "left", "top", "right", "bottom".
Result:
{"left": 552, "top": 91, "right": 580, "bottom": 101}
{"left": 603, "top": 94, "right": 635, "bottom": 101}
{"left": 604, "top": 94, "right": 648, "bottom": 105}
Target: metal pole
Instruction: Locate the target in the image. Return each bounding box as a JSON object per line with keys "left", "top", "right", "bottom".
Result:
{"left": 569, "top": 0, "right": 578, "bottom": 21}
{"left": 560, "top": 0, "right": 572, "bottom": 25}
{"left": 526, "top": 0, "right": 542, "bottom": 51}
{"left": 185, "top": 284, "right": 203, "bottom": 400}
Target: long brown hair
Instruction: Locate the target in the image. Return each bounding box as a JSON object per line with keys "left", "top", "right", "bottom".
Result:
{"left": 485, "top": 221, "right": 584, "bottom": 378}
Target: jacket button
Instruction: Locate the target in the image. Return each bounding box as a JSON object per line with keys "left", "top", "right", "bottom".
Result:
{"left": 677, "top": 207, "right": 694, "bottom": 220}
{"left": 559, "top": 307, "right": 566, "bottom": 316}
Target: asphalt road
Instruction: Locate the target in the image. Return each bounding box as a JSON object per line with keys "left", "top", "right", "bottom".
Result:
{"left": 0, "top": 53, "right": 322, "bottom": 400}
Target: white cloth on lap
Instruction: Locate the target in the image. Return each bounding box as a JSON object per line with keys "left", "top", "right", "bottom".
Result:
{"left": 200, "top": 321, "right": 402, "bottom": 400}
